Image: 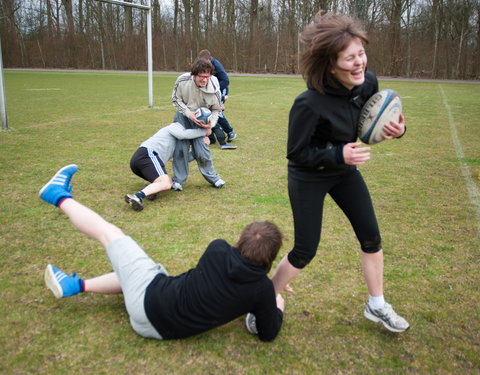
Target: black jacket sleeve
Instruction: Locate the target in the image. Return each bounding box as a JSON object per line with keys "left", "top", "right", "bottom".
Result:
{"left": 253, "top": 281, "right": 284, "bottom": 342}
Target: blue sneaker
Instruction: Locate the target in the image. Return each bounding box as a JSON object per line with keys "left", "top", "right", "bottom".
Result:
{"left": 39, "top": 164, "right": 78, "bottom": 207}
{"left": 44, "top": 264, "right": 83, "bottom": 298}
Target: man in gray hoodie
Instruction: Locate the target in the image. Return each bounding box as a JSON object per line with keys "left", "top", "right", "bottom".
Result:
{"left": 171, "top": 59, "right": 226, "bottom": 191}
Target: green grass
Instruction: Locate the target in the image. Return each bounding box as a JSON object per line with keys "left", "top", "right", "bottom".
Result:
{"left": 1, "top": 70, "right": 479, "bottom": 374}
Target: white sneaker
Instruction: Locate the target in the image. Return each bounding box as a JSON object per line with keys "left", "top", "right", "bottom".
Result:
{"left": 364, "top": 302, "right": 410, "bottom": 333}
{"left": 171, "top": 182, "right": 183, "bottom": 191}
{"left": 214, "top": 179, "right": 225, "bottom": 188}
{"left": 245, "top": 313, "right": 258, "bottom": 334}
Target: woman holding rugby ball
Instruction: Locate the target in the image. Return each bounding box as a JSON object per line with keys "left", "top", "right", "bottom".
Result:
{"left": 271, "top": 11, "right": 409, "bottom": 333}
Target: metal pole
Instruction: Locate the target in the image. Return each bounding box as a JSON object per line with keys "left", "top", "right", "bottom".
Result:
{"left": 95, "top": 0, "right": 153, "bottom": 107}
{"left": 0, "top": 38, "right": 8, "bottom": 130}
{"left": 147, "top": 0, "right": 153, "bottom": 108}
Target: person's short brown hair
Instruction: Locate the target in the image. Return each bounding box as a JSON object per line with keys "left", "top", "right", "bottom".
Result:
{"left": 299, "top": 11, "right": 368, "bottom": 93}
{"left": 191, "top": 58, "right": 214, "bottom": 76}
{"left": 236, "top": 222, "right": 283, "bottom": 270}
{"left": 198, "top": 49, "right": 212, "bottom": 61}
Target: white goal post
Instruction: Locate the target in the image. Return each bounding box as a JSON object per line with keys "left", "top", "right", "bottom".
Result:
{"left": 0, "top": 38, "right": 8, "bottom": 130}
{"left": 96, "top": 0, "right": 153, "bottom": 108}
{"left": 0, "top": 0, "right": 153, "bottom": 131}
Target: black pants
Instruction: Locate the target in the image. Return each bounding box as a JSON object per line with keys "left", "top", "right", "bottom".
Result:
{"left": 287, "top": 168, "right": 381, "bottom": 269}
{"left": 209, "top": 124, "right": 227, "bottom": 145}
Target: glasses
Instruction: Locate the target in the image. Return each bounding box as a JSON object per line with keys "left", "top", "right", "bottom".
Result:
{"left": 196, "top": 74, "right": 211, "bottom": 79}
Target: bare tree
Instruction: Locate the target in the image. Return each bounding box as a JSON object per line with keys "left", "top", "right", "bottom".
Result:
{"left": 1, "top": 0, "right": 478, "bottom": 78}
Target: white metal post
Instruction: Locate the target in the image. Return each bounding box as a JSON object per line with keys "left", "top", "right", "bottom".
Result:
{"left": 0, "top": 38, "right": 8, "bottom": 130}
{"left": 147, "top": 0, "right": 153, "bottom": 107}
{"left": 96, "top": 0, "right": 153, "bottom": 107}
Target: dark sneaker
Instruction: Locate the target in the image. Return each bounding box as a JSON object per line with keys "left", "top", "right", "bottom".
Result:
{"left": 227, "top": 131, "right": 237, "bottom": 142}
{"left": 220, "top": 144, "right": 237, "bottom": 150}
{"left": 124, "top": 194, "right": 143, "bottom": 211}
{"left": 364, "top": 302, "right": 410, "bottom": 333}
{"left": 245, "top": 313, "right": 258, "bottom": 334}
{"left": 44, "top": 264, "right": 82, "bottom": 298}
{"left": 39, "top": 164, "right": 78, "bottom": 207}
{"left": 214, "top": 179, "right": 225, "bottom": 188}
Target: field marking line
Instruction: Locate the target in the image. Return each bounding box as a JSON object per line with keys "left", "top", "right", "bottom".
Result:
{"left": 20, "top": 106, "right": 171, "bottom": 129}
{"left": 439, "top": 85, "right": 480, "bottom": 236}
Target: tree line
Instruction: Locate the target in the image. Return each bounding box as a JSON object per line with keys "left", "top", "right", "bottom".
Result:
{"left": 1, "top": 0, "right": 479, "bottom": 79}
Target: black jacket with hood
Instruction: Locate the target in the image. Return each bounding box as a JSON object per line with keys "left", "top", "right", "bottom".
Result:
{"left": 144, "top": 239, "right": 283, "bottom": 341}
{"left": 287, "top": 70, "right": 378, "bottom": 178}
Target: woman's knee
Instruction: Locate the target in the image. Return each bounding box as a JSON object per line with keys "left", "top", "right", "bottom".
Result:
{"left": 360, "top": 235, "right": 382, "bottom": 253}
{"left": 287, "top": 248, "right": 317, "bottom": 269}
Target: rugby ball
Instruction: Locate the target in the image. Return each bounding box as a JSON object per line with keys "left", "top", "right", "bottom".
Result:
{"left": 358, "top": 89, "right": 402, "bottom": 144}
{"left": 195, "top": 107, "right": 212, "bottom": 124}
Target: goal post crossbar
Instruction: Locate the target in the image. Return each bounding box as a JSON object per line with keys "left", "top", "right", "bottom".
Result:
{"left": 96, "top": 0, "right": 150, "bottom": 11}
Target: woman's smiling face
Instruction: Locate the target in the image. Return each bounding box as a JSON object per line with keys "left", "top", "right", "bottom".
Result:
{"left": 330, "top": 37, "right": 367, "bottom": 90}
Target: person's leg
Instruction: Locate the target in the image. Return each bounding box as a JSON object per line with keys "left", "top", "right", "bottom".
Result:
{"left": 40, "top": 165, "right": 124, "bottom": 297}
{"left": 141, "top": 175, "right": 173, "bottom": 196}
{"left": 84, "top": 272, "right": 122, "bottom": 294}
{"left": 60, "top": 199, "right": 125, "bottom": 247}
{"left": 271, "top": 255, "right": 301, "bottom": 295}
{"left": 171, "top": 113, "right": 193, "bottom": 187}
{"left": 219, "top": 114, "right": 237, "bottom": 142}
{"left": 271, "top": 173, "right": 330, "bottom": 294}
{"left": 329, "top": 169, "right": 383, "bottom": 297}
{"left": 126, "top": 148, "right": 172, "bottom": 210}
{"left": 218, "top": 113, "right": 233, "bottom": 133}
{"left": 212, "top": 124, "right": 227, "bottom": 145}
{"left": 214, "top": 122, "right": 237, "bottom": 149}
{"left": 39, "top": 164, "right": 124, "bottom": 247}
{"left": 44, "top": 266, "right": 122, "bottom": 298}
{"left": 329, "top": 169, "right": 409, "bottom": 332}
{"left": 190, "top": 137, "right": 223, "bottom": 186}
{"left": 40, "top": 166, "right": 165, "bottom": 338}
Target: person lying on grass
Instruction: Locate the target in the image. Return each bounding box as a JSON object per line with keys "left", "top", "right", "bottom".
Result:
{"left": 40, "top": 165, "right": 284, "bottom": 341}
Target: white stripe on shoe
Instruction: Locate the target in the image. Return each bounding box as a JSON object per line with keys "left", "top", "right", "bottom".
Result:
{"left": 44, "top": 264, "right": 63, "bottom": 299}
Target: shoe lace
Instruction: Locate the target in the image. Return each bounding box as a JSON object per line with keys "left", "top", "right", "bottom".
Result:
{"left": 382, "top": 303, "right": 404, "bottom": 323}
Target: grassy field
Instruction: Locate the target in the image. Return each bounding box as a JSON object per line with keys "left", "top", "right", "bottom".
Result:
{"left": 1, "top": 70, "right": 479, "bottom": 374}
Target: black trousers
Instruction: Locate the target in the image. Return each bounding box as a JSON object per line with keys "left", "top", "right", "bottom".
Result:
{"left": 287, "top": 168, "right": 381, "bottom": 269}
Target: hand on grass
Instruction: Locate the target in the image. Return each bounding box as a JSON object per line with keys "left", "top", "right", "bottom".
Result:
{"left": 276, "top": 294, "right": 285, "bottom": 312}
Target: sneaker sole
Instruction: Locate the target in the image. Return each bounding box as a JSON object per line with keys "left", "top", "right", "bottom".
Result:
{"left": 124, "top": 195, "right": 143, "bottom": 211}
{"left": 45, "top": 264, "right": 63, "bottom": 299}
{"left": 364, "top": 310, "right": 409, "bottom": 333}
{"left": 39, "top": 164, "right": 78, "bottom": 199}
{"left": 245, "top": 313, "right": 258, "bottom": 334}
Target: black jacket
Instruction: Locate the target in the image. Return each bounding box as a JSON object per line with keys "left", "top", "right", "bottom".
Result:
{"left": 144, "top": 239, "right": 283, "bottom": 341}
{"left": 287, "top": 70, "right": 378, "bottom": 177}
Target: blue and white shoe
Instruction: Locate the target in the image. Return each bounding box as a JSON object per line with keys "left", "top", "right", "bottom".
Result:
{"left": 39, "top": 164, "right": 78, "bottom": 207}
{"left": 44, "top": 264, "right": 82, "bottom": 299}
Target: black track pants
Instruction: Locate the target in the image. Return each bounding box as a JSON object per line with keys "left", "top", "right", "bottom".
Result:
{"left": 287, "top": 168, "right": 381, "bottom": 269}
